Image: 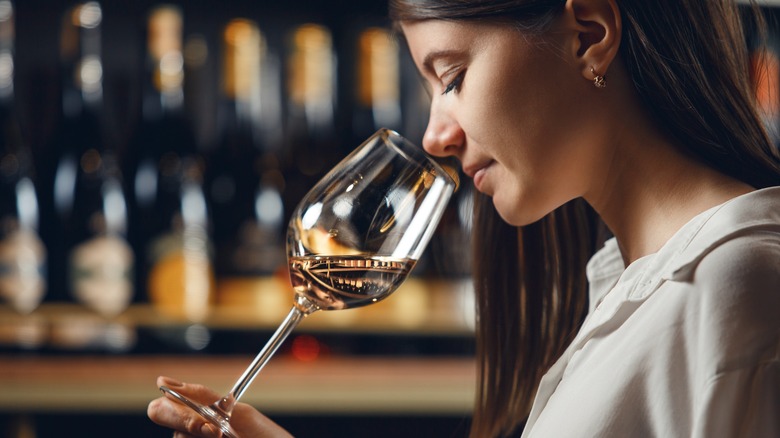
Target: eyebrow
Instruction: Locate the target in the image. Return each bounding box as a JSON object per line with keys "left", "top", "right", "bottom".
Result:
{"left": 422, "top": 49, "right": 464, "bottom": 76}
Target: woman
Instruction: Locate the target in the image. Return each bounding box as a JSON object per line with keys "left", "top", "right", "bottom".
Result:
{"left": 148, "top": 0, "right": 780, "bottom": 436}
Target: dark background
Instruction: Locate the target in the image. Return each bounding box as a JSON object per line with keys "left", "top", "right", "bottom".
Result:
{"left": 2, "top": 1, "right": 476, "bottom": 437}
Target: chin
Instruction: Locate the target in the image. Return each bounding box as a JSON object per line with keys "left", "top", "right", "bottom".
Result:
{"left": 493, "top": 198, "right": 548, "bottom": 227}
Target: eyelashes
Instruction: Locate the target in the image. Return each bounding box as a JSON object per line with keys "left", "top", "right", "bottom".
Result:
{"left": 442, "top": 70, "right": 465, "bottom": 95}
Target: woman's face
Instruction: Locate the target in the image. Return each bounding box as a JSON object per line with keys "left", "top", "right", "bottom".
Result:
{"left": 402, "top": 19, "right": 607, "bottom": 226}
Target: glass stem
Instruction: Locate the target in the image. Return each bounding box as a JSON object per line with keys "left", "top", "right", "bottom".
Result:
{"left": 214, "top": 297, "right": 318, "bottom": 416}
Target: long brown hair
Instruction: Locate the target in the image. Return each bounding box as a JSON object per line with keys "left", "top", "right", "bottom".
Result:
{"left": 390, "top": 0, "right": 780, "bottom": 437}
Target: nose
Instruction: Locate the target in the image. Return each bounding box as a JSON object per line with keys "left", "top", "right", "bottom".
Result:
{"left": 422, "top": 104, "right": 465, "bottom": 158}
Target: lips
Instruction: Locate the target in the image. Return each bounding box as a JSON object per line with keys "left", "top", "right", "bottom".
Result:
{"left": 463, "top": 160, "right": 494, "bottom": 192}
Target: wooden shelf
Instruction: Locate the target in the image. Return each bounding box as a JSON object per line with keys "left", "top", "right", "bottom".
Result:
{"left": 0, "top": 279, "right": 476, "bottom": 416}
{"left": 0, "top": 278, "right": 475, "bottom": 352}
{"left": 0, "top": 355, "right": 476, "bottom": 415}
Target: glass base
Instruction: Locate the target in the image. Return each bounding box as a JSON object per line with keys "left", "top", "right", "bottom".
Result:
{"left": 160, "top": 386, "right": 239, "bottom": 438}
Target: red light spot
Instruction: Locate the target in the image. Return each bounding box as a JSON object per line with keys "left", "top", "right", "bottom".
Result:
{"left": 291, "top": 334, "right": 320, "bottom": 362}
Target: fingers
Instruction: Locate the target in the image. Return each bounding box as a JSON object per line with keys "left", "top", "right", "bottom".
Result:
{"left": 156, "top": 376, "right": 223, "bottom": 406}
{"left": 173, "top": 432, "right": 222, "bottom": 438}
{"left": 148, "top": 376, "right": 222, "bottom": 437}
{"left": 147, "top": 396, "right": 221, "bottom": 437}
{"left": 148, "top": 376, "right": 295, "bottom": 438}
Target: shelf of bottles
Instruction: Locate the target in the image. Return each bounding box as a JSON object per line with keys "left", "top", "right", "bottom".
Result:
{"left": 0, "top": 0, "right": 476, "bottom": 357}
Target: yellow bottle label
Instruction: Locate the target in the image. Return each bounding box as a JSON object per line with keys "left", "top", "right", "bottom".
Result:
{"left": 147, "top": 231, "right": 215, "bottom": 322}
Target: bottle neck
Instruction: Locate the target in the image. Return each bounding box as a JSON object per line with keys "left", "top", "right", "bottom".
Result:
{"left": 0, "top": 118, "right": 33, "bottom": 180}
{"left": 60, "top": 2, "right": 103, "bottom": 120}
{"left": 142, "top": 67, "right": 184, "bottom": 121}
{"left": 287, "top": 24, "right": 336, "bottom": 138}
{"left": 0, "top": 45, "right": 13, "bottom": 108}
{"left": 0, "top": 2, "right": 31, "bottom": 178}
{"left": 0, "top": 0, "right": 14, "bottom": 107}
{"left": 218, "top": 19, "right": 269, "bottom": 152}
{"left": 355, "top": 27, "right": 401, "bottom": 132}
{"left": 143, "top": 5, "right": 184, "bottom": 121}
{"left": 218, "top": 96, "right": 258, "bottom": 145}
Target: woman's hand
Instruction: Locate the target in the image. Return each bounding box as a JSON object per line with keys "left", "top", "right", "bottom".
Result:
{"left": 147, "top": 376, "right": 293, "bottom": 438}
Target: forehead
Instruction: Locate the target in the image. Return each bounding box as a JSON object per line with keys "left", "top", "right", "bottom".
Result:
{"left": 401, "top": 19, "right": 522, "bottom": 76}
{"left": 401, "top": 20, "right": 491, "bottom": 58}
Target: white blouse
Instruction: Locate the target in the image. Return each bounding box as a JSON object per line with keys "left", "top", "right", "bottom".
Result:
{"left": 522, "top": 187, "right": 780, "bottom": 438}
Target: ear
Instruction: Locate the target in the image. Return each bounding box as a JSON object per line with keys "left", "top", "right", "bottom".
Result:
{"left": 562, "top": 0, "right": 621, "bottom": 82}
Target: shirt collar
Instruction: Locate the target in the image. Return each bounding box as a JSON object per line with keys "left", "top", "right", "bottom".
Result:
{"left": 585, "top": 238, "right": 623, "bottom": 312}
{"left": 586, "top": 186, "right": 780, "bottom": 303}
{"left": 662, "top": 186, "right": 780, "bottom": 282}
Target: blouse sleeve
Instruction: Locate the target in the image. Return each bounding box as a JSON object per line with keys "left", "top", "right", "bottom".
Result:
{"left": 693, "top": 355, "right": 780, "bottom": 437}
{"left": 690, "top": 233, "right": 780, "bottom": 437}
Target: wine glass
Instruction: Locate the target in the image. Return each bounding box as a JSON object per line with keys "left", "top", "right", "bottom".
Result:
{"left": 160, "top": 128, "right": 458, "bottom": 437}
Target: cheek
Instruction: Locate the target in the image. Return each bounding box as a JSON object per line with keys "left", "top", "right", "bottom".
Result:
{"left": 479, "top": 78, "right": 594, "bottom": 224}
{"left": 495, "top": 60, "right": 596, "bottom": 185}
{"left": 464, "top": 50, "right": 559, "bottom": 153}
{"left": 467, "top": 72, "right": 556, "bottom": 184}
{"left": 456, "top": 75, "right": 526, "bottom": 161}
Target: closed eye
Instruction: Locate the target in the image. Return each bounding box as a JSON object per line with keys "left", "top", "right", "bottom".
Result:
{"left": 442, "top": 70, "right": 465, "bottom": 95}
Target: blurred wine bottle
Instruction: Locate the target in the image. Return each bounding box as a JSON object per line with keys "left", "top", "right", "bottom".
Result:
{"left": 206, "top": 19, "right": 286, "bottom": 310}
{"left": 0, "top": 0, "right": 47, "bottom": 314}
{"left": 51, "top": 1, "right": 134, "bottom": 317}
{"left": 351, "top": 27, "right": 402, "bottom": 141}
{"left": 126, "top": 5, "right": 214, "bottom": 321}
{"left": 283, "top": 23, "right": 339, "bottom": 211}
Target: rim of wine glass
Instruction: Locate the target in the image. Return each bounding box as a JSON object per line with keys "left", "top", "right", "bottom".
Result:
{"left": 379, "top": 128, "right": 460, "bottom": 189}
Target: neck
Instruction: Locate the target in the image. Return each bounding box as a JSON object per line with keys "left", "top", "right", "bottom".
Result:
{"left": 582, "top": 72, "right": 753, "bottom": 265}
{"left": 587, "top": 135, "right": 753, "bottom": 266}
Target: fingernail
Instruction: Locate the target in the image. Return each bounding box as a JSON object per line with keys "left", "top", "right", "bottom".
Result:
{"left": 161, "top": 376, "right": 184, "bottom": 388}
{"left": 201, "top": 423, "right": 219, "bottom": 437}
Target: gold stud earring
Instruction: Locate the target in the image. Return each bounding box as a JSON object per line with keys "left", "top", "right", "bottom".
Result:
{"left": 591, "top": 67, "right": 606, "bottom": 88}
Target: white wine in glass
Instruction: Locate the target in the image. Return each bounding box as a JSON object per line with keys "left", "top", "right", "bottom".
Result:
{"left": 160, "top": 128, "right": 458, "bottom": 437}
